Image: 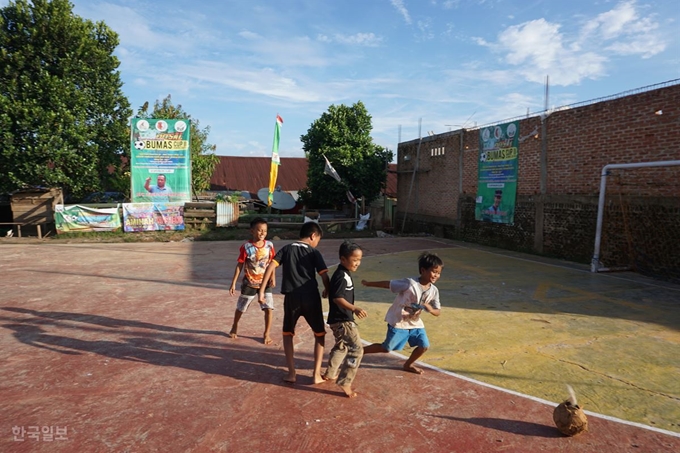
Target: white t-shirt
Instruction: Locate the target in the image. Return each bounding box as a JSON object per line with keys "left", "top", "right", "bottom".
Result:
{"left": 384, "top": 277, "right": 440, "bottom": 329}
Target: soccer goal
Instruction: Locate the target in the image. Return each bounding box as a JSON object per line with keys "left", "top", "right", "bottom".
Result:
{"left": 591, "top": 160, "right": 680, "bottom": 283}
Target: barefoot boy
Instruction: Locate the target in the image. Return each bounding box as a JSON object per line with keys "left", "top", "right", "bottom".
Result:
{"left": 324, "top": 241, "right": 367, "bottom": 398}
{"left": 259, "top": 222, "right": 330, "bottom": 384}
{"left": 229, "top": 217, "right": 276, "bottom": 344}
{"left": 362, "top": 252, "right": 442, "bottom": 374}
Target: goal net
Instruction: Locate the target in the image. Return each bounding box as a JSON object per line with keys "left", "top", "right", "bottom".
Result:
{"left": 598, "top": 165, "right": 680, "bottom": 283}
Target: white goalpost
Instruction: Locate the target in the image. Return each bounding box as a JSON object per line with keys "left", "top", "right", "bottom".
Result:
{"left": 591, "top": 159, "right": 680, "bottom": 273}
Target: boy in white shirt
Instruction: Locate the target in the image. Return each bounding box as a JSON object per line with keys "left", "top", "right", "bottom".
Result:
{"left": 362, "top": 252, "right": 442, "bottom": 374}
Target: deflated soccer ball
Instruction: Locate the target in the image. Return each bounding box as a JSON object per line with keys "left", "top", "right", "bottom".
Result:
{"left": 553, "top": 385, "right": 588, "bottom": 436}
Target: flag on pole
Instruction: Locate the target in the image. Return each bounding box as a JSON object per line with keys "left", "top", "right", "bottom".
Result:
{"left": 323, "top": 154, "right": 342, "bottom": 183}
{"left": 268, "top": 115, "right": 283, "bottom": 206}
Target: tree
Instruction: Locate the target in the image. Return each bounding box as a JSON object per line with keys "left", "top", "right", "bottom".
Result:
{"left": 136, "top": 95, "right": 219, "bottom": 198}
{"left": 0, "top": 0, "right": 131, "bottom": 198}
{"left": 299, "top": 101, "right": 393, "bottom": 208}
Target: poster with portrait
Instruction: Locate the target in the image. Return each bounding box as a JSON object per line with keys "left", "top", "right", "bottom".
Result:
{"left": 474, "top": 121, "right": 519, "bottom": 224}
{"left": 130, "top": 118, "right": 191, "bottom": 203}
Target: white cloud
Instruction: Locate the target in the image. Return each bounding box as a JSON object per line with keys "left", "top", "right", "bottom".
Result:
{"left": 75, "top": 3, "right": 215, "bottom": 56}
{"left": 471, "top": 1, "right": 668, "bottom": 86}
{"left": 579, "top": 1, "right": 666, "bottom": 58}
{"left": 416, "top": 19, "right": 435, "bottom": 41}
{"left": 390, "top": 0, "right": 412, "bottom": 24}
{"left": 582, "top": 0, "right": 637, "bottom": 39}
{"left": 238, "top": 30, "right": 261, "bottom": 40}
{"left": 174, "top": 63, "right": 323, "bottom": 103}
{"left": 476, "top": 18, "right": 606, "bottom": 86}
{"left": 316, "top": 32, "right": 383, "bottom": 47}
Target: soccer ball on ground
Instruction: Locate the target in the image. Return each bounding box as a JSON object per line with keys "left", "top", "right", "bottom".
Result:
{"left": 553, "top": 385, "right": 588, "bottom": 436}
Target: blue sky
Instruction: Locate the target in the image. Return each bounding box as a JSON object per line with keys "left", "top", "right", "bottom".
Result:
{"left": 4, "top": 0, "right": 679, "bottom": 158}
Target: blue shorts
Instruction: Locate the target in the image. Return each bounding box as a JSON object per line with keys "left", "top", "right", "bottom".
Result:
{"left": 382, "top": 325, "right": 429, "bottom": 351}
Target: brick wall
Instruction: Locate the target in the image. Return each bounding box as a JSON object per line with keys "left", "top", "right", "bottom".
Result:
{"left": 396, "top": 81, "right": 680, "bottom": 282}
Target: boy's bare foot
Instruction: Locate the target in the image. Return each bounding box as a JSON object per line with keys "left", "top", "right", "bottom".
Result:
{"left": 403, "top": 364, "right": 424, "bottom": 374}
{"left": 323, "top": 374, "right": 337, "bottom": 382}
{"left": 338, "top": 384, "right": 358, "bottom": 398}
{"left": 312, "top": 374, "right": 325, "bottom": 385}
{"left": 283, "top": 372, "right": 296, "bottom": 384}
{"left": 263, "top": 335, "right": 273, "bottom": 345}
{"left": 229, "top": 329, "right": 238, "bottom": 339}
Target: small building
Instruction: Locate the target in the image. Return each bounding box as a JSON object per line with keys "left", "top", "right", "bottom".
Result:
{"left": 9, "top": 187, "right": 64, "bottom": 238}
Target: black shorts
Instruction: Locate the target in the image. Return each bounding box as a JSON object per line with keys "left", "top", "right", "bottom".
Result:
{"left": 282, "top": 292, "right": 325, "bottom": 336}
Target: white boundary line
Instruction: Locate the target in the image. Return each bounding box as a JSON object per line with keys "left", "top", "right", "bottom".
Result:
{"left": 368, "top": 344, "right": 680, "bottom": 438}
{"left": 326, "top": 238, "right": 680, "bottom": 438}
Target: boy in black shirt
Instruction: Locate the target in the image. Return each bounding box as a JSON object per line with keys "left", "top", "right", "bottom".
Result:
{"left": 323, "top": 241, "right": 367, "bottom": 397}
{"left": 258, "top": 222, "right": 330, "bottom": 384}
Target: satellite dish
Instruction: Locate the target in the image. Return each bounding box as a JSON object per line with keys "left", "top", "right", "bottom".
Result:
{"left": 257, "top": 187, "right": 296, "bottom": 210}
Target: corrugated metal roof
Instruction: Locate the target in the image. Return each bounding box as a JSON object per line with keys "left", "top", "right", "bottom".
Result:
{"left": 210, "top": 156, "right": 309, "bottom": 194}
{"left": 210, "top": 156, "right": 397, "bottom": 198}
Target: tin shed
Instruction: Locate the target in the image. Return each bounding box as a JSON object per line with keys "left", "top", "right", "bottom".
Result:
{"left": 9, "top": 188, "right": 64, "bottom": 238}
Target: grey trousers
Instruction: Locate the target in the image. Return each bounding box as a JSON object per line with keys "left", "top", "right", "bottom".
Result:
{"left": 325, "top": 321, "right": 364, "bottom": 386}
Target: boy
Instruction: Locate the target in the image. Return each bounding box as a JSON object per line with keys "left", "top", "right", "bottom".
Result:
{"left": 229, "top": 217, "right": 276, "bottom": 345}
{"left": 258, "top": 222, "right": 330, "bottom": 384}
{"left": 362, "top": 252, "right": 442, "bottom": 374}
{"left": 324, "top": 241, "right": 367, "bottom": 398}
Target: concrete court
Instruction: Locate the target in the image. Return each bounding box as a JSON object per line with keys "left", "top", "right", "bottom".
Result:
{"left": 0, "top": 237, "right": 679, "bottom": 452}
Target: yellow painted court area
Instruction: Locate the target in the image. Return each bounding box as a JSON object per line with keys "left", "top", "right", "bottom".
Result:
{"left": 326, "top": 245, "right": 680, "bottom": 434}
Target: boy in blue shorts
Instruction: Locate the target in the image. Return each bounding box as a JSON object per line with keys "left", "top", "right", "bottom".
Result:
{"left": 229, "top": 217, "right": 276, "bottom": 344}
{"left": 258, "top": 222, "right": 330, "bottom": 384}
{"left": 362, "top": 252, "right": 442, "bottom": 374}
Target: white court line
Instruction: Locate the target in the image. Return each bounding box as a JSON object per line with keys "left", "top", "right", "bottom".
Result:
{"left": 364, "top": 342, "right": 680, "bottom": 438}
{"left": 326, "top": 238, "right": 680, "bottom": 437}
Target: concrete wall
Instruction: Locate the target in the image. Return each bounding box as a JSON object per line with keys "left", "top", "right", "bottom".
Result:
{"left": 396, "top": 81, "right": 680, "bottom": 282}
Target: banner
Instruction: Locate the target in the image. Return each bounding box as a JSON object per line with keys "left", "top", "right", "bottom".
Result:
{"left": 122, "top": 203, "right": 185, "bottom": 232}
{"left": 130, "top": 118, "right": 191, "bottom": 203}
{"left": 323, "top": 154, "right": 342, "bottom": 182}
{"left": 268, "top": 115, "right": 283, "bottom": 206}
{"left": 55, "top": 204, "right": 122, "bottom": 233}
{"left": 475, "top": 121, "right": 519, "bottom": 224}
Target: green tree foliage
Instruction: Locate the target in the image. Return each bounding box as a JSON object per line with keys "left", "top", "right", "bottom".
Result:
{"left": 0, "top": 0, "right": 131, "bottom": 198}
{"left": 300, "top": 101, "right": 393, "bottom": 208}
{"left": 136, "top": 95, "right": 219, "bottom": 198}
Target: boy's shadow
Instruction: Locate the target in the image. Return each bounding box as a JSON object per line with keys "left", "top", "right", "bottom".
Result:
{"left": 1, "top": 307, "right": 337, "bottom": 395}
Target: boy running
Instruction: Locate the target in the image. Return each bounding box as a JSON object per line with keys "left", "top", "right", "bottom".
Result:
{"left": 362, "top": 252, "right": 442, "bottom": 374}
{"left": 229, "top": 217, "right": 276, "bottom": 345}
{"left": 259, "top": 222, "right": 330, "bottom": 384}
{"left": 324, "top": 241, "right": 367, "bottom": 398}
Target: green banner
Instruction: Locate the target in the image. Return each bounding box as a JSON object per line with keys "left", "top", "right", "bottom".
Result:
{"left": 55, "top": 204, "right": 122, "bottom": 233}
{"left": 122, "top": 203, "right": 185, "bottom": 232}
{"left": 130, "top": 118, "right": 191, "bottom": 203}
{"left": 475, "top": 121, "right": 519, "bottom": 224}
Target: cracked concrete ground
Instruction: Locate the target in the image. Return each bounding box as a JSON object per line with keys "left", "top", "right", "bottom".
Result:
{"left": 354, "top": 243, "right": 680, "bottom": 433}
{"left": 1, "top": 238, "right": 678, "bottom": 452}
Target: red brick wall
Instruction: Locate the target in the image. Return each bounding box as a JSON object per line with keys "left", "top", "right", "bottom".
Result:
{"left": 395, "top": 82, "right": 680, "bottom": 281}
